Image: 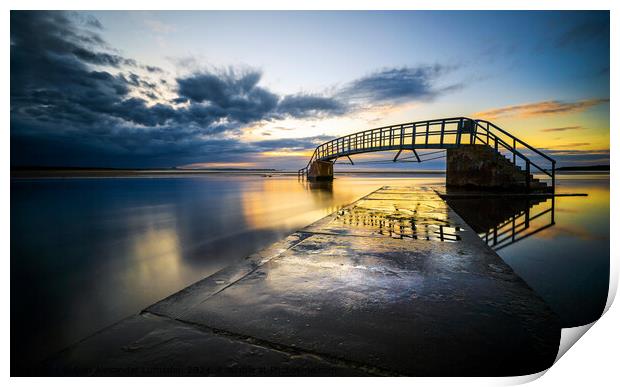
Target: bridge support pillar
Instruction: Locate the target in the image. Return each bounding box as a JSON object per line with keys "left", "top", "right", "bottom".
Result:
{"left": 307, "top": 160, "right": 333, "bottom": 181}
{"left": 446, "top": 144, "right": 535, "bottom": 191}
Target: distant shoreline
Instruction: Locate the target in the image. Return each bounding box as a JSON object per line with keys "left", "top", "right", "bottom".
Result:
{"left": 10, "top": 169, "right": 447, "bottom": 178}
{"left": 555, "top": 165, "right": 610, "bottom": 171}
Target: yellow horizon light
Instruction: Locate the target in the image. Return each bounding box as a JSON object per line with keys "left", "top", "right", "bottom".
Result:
{"left": 179, "top": 161, "right": 258, "bottom": 169}
{"left": 260, "top": 150, "right": 314, "bottom": 157}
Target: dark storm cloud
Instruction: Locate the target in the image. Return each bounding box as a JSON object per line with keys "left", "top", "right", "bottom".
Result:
{"left": 11, "top": 11, "right": 164, "bottom": 130}
{"left": 177, "top": 70, "right": 264, "bottom": 104}
{"left": 72, "top": 47, "right": 137, "bottom": 67}
{"left": 338, "top": 65, "right": 461, "bottom": 104}
{"left": 176, "top": 70, "right": 347, "bottom": 122}
{"left": 11, "top": 11, "right": 462, "bottom": 168}
{"left": 11, "top": 127, "right": 255, "bottom": 168}
{"left": 11, "top": 11, "right": 218, "bottom": 167}
{"left": 251, "top": 135, "right": 333, "bottom": 151}
{"left": 10, "top": 11, "right": 132, "bottom": 71}
{"left": 176, "top": 70, "right": 279, "bottom": 124}
{"left": 276, "top": 94, "right": 347, "bottom": 118}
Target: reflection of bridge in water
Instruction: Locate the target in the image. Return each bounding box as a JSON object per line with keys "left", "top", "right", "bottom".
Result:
{"left": 441, "top": 193, "right": 555, "bottom": 251}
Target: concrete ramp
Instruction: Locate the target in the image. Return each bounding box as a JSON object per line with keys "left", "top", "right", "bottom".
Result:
{"left": 46, "top": 187, "right": 560, "bottom": 376}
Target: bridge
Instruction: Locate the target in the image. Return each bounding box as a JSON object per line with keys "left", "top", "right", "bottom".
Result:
{"left": 298, "top": 117, "right": 556, "bottom": 192}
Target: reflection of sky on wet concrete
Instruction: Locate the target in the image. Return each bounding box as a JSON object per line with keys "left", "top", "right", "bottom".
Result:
{"left": 10, "top": 172, "right": 607, "bottom": 368}
{"left": 334, "top": 188, "right": 465, "bottom": 242}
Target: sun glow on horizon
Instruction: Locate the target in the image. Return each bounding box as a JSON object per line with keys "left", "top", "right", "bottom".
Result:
{"left": 179, "top": 161, "right": 258, "bottom": 169}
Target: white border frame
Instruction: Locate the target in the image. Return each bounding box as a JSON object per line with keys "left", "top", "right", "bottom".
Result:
{"left": 4, "top": 1, "right": 617, "bottom": 386}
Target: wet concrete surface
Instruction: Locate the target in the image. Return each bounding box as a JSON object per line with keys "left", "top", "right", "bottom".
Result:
{"left": 45, "top": 312, "right": 364, "bottom": 376}
{"left": 45, "top": 186, "right": 560, "bottom": 376}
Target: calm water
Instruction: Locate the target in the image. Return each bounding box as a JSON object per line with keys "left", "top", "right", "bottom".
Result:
{"left": 11, "top": 173, "right": 609, "bottom": 367}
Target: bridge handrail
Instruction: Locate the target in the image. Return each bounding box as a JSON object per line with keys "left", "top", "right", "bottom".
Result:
{"left": 300, "top": 117, "right": 466, "bottom": 171}
{"left": 471, "top": 124, "right": 552, "bottom": 178}
{"left": 474, "top": 119, "right": 555, "bottom": 164}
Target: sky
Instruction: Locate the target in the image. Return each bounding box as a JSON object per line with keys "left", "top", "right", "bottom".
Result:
{"left": 10, "top": 11, "right": 610, "bottom": 169}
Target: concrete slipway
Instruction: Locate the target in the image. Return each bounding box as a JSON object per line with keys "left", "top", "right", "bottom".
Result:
{"left": 45, "top": 186, "right": 560, "bottom": 376}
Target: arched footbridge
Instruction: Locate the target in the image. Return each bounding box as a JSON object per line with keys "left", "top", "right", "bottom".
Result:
{"left": 298, "top": 117, "right": 556, "bottom": 192}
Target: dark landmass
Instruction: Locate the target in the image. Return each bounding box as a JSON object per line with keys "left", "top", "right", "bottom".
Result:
{"left": 12, "top": 166, "right": 278, "bottom": 172}
{"left": 10, "top": 166, "right": 281, "bottom": 178}
{"left": 178, "top": 168, "right": 278, "bottom": 171}
{"left": 11, "top": 166, "right": 446, "bottom": 178}
{"left": 12, "top": 164, "right": 609, "bottom": 179}
{"left": 556, "top": 165, "right": 609, "bottom": 171}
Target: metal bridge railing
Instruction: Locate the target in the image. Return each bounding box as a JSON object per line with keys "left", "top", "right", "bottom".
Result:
{"left": 298, "top": 117, "right": 556, "bottom": 191}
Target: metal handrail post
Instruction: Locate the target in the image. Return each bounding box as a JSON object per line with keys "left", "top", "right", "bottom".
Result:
{"left": 551, "top": 160, "right": 556, "bottom": 192}
{"left": 525, "top": 161, "right": 531, "bottom": 191}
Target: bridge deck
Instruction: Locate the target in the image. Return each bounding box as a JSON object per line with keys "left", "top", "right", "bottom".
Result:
{"left": 45, "top": 187, "right": 560, "bottom": 376}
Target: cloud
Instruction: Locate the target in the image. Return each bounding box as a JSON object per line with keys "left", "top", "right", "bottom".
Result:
{"left": 541, "top": 125, "right": 584, "bottom": 132}
{"left": 175, "top": 69, "right": 350, "bottom": 128}
{"left": 475, "top": 98, "right": 609, "bottom": 119}
{"left": 10, "top": 11, "right": 464, "bottom": 168}
{"left": 556, "top": 17, "right": 609, "bottom": 48}
{"left": 71, "top": 47, "right": 137, "bottom": 67}
{"left": 10, "top": 12, "right": 346, "bottom": 167}
{"left": 144, "top": 65, "right": 163, "bottom": 73}
{"left": 179, "top": 161, "right": 258, "bottom": 169}
{"left": 546, "top": 148, "right": 608, "bottom": 156}
{"left": 276, "top": 94, "right": 347, "bottom": 118}
{"left": 542, "top": 148, "right": 609, "bottom": 167}
{"left": 553, "top": 142, "right": 591, "bottom": 148}
{"left": 338, "top": 65, "right": 461, "bottom": 104}
{"left": 251, "top": 135, "right": 333, "bottom": 152}
{"left": 176, "top": 69, "right": 280, "bottom": 125}
{"left": 177, "top": 69, "right": 263, "bottom": 105}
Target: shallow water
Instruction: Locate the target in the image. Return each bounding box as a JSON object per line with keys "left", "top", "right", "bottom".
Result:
{"left": 10, "top": 173, "right": 609, "bottom": 367}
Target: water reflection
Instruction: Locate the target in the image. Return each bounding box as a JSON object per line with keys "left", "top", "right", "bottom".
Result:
{"left": 11, "top": 175, "right": 435, "bottom": 369}
{"left": 303, "top": 180, "right": 334, "bottom": 194}
{"left": 443, "top": 175, "right": 609, "bottom": 328}
{"left": 335, "top": 188, "right": 465, "bottom": 242}
{"left": 444, "top": 195, "right": 555, "bottom": 251}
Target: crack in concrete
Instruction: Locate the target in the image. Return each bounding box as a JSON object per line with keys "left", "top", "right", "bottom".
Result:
{"left": 141, "top": 311, "right": 396, "bottom": 376}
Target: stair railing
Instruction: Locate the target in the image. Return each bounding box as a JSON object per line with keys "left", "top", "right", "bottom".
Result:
{"left": 471, "top": 119, "right": 556, "bottom": 190}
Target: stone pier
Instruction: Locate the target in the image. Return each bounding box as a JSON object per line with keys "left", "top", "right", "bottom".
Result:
{"left": 447, "top": 144, "right": 549, "bottom": 191}
{"left": 307, "top": 160, "right": 333, "bottom": 181}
